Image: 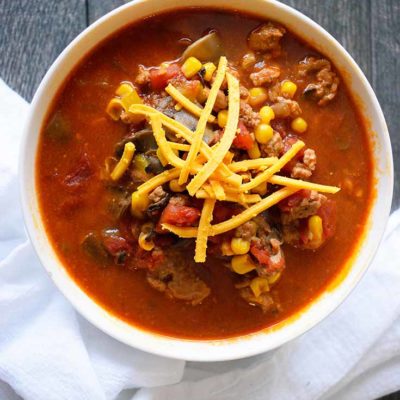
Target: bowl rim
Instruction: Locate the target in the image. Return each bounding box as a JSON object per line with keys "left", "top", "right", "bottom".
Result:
{"left": 20, "top": 0, "right": 393, "bottom": 361}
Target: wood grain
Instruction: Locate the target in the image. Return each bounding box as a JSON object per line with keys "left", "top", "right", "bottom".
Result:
{"left": 281, "top": 0, "right": 372, "bottom": 80}
{"left": 87, "top": 0, "right": 126, "bottom": 24}
{"left": 371, "top": 0, "right": 400, "bottom": 210}
{"left": 0, "top": 0, "right": 86, "bottom": 101}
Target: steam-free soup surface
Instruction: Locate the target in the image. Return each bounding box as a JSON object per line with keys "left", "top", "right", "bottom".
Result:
{"left": 37, "top": 9, "right": 373, "bottom": 339}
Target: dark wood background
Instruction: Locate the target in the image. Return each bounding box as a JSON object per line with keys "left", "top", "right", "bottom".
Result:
{"left": 0, "top": 0, "right": 398, "bottom": 398}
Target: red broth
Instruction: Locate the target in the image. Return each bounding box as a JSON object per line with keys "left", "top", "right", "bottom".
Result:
{"left": 36, "top": 9, "right": 374, "bottom": 339}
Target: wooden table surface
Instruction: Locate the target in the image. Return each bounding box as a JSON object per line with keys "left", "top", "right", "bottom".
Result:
{"left": 0, "top": 0, "right": 399, "bottom": 398}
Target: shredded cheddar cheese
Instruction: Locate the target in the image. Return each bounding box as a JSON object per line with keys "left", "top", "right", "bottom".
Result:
{"left": 229, "top": 157, "right": 278, "bottom": 172}
{"left": 268, "top": 175, "right": 340, "bottom": 194}
{"left": 195, "top": 198, "right": 216, "bottom": 262}
{"left": 165, "top": 84, "right": 216, "bottom": 124}
{"left": 186, "top": 72, "right": 240, "bottom": 195}
{"left": 110, "top": 142, "right": 135, "bottom": 181}
{"left": 179, "top": 56, "right": 227, "bottom": 185}
{"left": 195, "top": 190, "right": 261, "bottom": 204}
{"left": 209, "top": 180, "right": 226, "bottom": 201}
{"left": 137, "top": 168, "right": 180, "bottom": 195}
{"left": 163, "top": 187, "right": 300, "bottom": 238}
{"left": 128, "top": 104, "right": 242, "bottom": 186}
{"left": 150, "top": 115, "right": 184, "bottom": 168}
{"left": 241, "top": 141, "right": 305, "bottom": 192}
{"left": 109, "top": 56, "right": 342, "bottom": 263}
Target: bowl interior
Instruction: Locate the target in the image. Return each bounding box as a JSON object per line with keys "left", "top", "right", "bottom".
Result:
{"left": 20, "top": 0, "right": 393, "bottom": 361}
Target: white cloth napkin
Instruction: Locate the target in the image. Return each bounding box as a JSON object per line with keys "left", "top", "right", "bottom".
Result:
{"left": 0, "top": 78, "right": 399, "bottom": 400}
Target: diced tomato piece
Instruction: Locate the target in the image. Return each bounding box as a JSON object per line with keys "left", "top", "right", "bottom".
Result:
{"left": 250, "top": 244, "right": 285, "bottom": 274}
{"left": 317, "top": 199, "right": 336, "bottom": 239}
{"left": 158, "top": 203, "right": 201, "bottom": 227}
{"left": 149, "top": 64, "right": 181, "bottom": 90}
{"left": 102, "top": 235, "right": 130, "bottom": 256}
{"left": 278, "top": 189, "right": 311, "bottom": 212}
{"left": 250, "top": 245, "right": 271, "bottom": 265}
{"left": 63, "top": 153, "right": 92, "bottom": 190}
{"left": 232, "top": 120, "right": 254, "bottom": 150}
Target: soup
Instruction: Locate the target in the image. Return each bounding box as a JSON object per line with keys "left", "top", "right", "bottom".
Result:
{"left": 36, "top": 9, "right": 374, "bottom": 339}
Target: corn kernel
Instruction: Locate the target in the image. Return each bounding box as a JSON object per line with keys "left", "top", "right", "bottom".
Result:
{"left": 248, "top": 87, "right": 268, "bottom": 107}
{"left": 252, "top": 181, "right": 267, "bottom": 196}
{"left": 267, "top": 271, "right": 282, "bottom": 285}
{"left": 231, "top": 254, "right": 256, "bottom": 274}
{"left": 291, "top": 117, "right": 308, "bottom": 133}
{"left": 217, "top": 110, "right": 228, "bottom": 128}
{"left": 231, "top": 238, "right": 250, "bottom": 255}
{"left": 221, "top": 240, "right": 234, "bottom": 256}
{"left": 120, "top": 88, "right": 143, "bottom": 109}
{"left": 259, "top": 106, "right": 275, "bottom": 124}
{"left": 169, "top": 179, "right": 186, "bottom": 193}
{"left": 156, "top": 148, "right": 168, "bottom": 167}
{"left": 138, "top": 232, "right": 154, "bottom": 251}
{"left": 197, "top": 85, "right": 208, "bottom": 104}
{"left": 281, "top": 81, "right": 297, "bottom": 98}
{"left": 174, "top": 103, "right": 183, "bottom": 111}
{"left": 115, "top": 82, "right": 134, "bottom": 97}
{"left": 131, "top": 191, "right": 149, "bottom": 219}
{"left": 181, "top": 56, "right": 202, "bottom": 79}
{"left": 308, "top": 215, "right": 323, "bottom": 248}
{"left": 203, "top": 62, "right": 216, "bottom": 81}
{"left": 247, "top": 142, "right": 261, "bottom": 159}
{"left": 255, "top": 123, "right": 274, "bottom": 144}
{"left": 250, "top": 277, "right": 270, "bottom": 298}
{"left": 106, "top": 98, "right": 124, "bottom": 121}
{"left": 134, "top": 154, "right": 148, "bottom": 172}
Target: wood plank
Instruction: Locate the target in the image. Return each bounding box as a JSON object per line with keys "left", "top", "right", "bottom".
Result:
{"left": 281, "top": 0, "right": 372, "bottom": 81}
{"left": 0, "top": 0, "right": 86, "bottom": 101}
{"left": 87, "top": 0, "right": 126, "bottom": 24}
{"left": 371, "top": 0, "right": 400, "bottom": 211}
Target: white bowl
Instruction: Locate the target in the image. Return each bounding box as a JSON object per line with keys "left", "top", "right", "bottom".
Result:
{"left": 20, "top": 0, "right": 393, "bottom": 361}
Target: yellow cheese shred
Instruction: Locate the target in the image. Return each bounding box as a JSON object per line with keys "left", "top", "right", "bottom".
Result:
{"left": 151, "top": 116, "right": 241, "bottom": 187}
{"left": 241, "top": 141, "right": 305, "bottom": 192}
{"left": 194, "top": 198, "right": 216, "bottom": 263}
{"left": 137, "top": 168, "right": 180, "bottom": 195}
{"left": 268, "top": 175, "right": 340, "bottom": 194}
{"left": 150, "top": 116, "right": 184, "bottom": 168}
{"left": 186, "top": 72, "right": 240, "bottom": 195}
{"left": 179, "top": 56, "right": 228, "bottom": 185}
{"left": 202, "top": 183, "right": 215, "bottom": 197}
{"left": 168, "top": 142, "right": 191, "bottom": 152}
{"left": 128, "top": 104, "right": 241, "bottom": 186}
{"left": 229, "top": 157, "right": 278, "bottom": 172}
{"left": 209, "top": 180, "right": 226, "bottom": 200}
{"left": 196, "top": 190, "right": 261, "bottom": 204}
{"left": 165, "top": 84, "right": 216, "bottom": 124}
{"left": 110, "top": 142, "right": 135, "bottom": 181}
{"left": 163, "top": 187, "right": 299, "bottom": 238}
